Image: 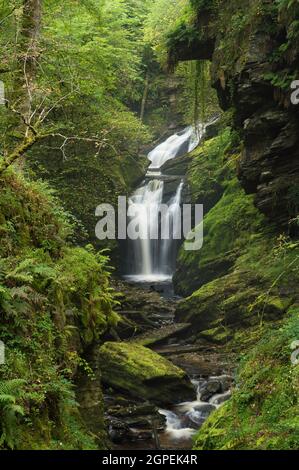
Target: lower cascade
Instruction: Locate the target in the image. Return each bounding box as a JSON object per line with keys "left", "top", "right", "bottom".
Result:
{"left": 124, "top": 126, "right": 203, "bottom": 283}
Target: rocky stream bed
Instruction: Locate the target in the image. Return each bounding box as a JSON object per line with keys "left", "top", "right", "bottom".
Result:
{"left": 102, "top": 280, "right": 236, "bottom": 450}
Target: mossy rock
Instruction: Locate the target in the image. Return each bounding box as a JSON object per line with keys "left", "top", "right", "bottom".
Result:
{"left": 194, "top": 307, "right": 299, "bottom": 450}
{"left": 199, "top": 327, "right": 233, "bottom": 345}
{"left": 175, "top": 175, "right": 267, "bottom": 296}
{"left": 99, "top": 342, "right": 194, "bottom": 405}
{"left": 175, "top": 270, "right": 292, "bottom": 341}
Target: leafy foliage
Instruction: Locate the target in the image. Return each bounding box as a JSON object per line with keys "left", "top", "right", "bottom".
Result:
{"left": 0, "top": 170, "right": 118, "bottom": 449}
{"left": 0, "top": 379, "right": 26, "bottom": 449}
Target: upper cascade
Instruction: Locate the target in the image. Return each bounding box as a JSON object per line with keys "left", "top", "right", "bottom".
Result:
{"left": 148, "top": 125, "right": 204, "bottom": 170}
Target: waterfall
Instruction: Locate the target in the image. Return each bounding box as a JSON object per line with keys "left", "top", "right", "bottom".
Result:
{"left": 160, "top": 181, "right": 184, "bottom": 275}
{"left": 128, "top": 179, "right": 164, "bottom": 277}
{"left": 124, "top": 125, "right": 203, "bottom": 283}
{"left": 148, "top": 127, "right": 201, "bottom": 170}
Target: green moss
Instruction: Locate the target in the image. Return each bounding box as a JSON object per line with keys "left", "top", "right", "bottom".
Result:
{"left": 199, "top": 326, "right": 233, "bottom": 344}
{"left": 99, "top": 342, "right": 194, "bottom": 405}
{"left": 0, "top": 170, "right": 71, "bottom": 258}
{"left": 187, "top": 127, "right": 238, "bottom": 206}
{"left": 176, "top": 270, "right": 269, "bottom": 339}
{"left": 176, "top": 244, "right": 295, "bottom": 344}
{"left": 199, "top": 178, "right": 265, "bottom": 263}
{"left": 174, "top": 127, "right": 270, "bottom": 295}
{"left": 194, "top": 307, "right": 299, "bottom": 450}
{"left": 0, "top": 170, "right": 116, "bottom": 449}
{"left": 175, "top": 176, "right": 267, "bottom": 295}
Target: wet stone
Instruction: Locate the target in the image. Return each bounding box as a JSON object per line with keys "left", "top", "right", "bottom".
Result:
{"left": 199, "top": 379, "right": 222, "bottom": 402}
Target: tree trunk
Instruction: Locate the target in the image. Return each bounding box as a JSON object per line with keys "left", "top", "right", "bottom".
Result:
{"left": 140, "top": 70, "right": 150, "bottom": 123}
{"left": 12, "top": 0, "right": 42, "bottom": 171}
{"left": 22, "top": 0, "right": 42, "bottom": 75}
{"left": 18, "top": 0, "right": 42, "bottom": 123}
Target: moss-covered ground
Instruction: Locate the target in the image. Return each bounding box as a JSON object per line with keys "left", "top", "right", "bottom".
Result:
{"left": 0, "top": 170, "right": 117, "bottom": 449}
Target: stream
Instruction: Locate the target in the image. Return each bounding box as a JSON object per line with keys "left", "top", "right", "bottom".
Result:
{"left": 105, "top": 126, "right": 233, "bottom": 450}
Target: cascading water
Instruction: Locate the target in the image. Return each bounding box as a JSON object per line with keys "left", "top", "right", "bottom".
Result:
{"left": 124, "top": 125, "right": 203, "bottom": 283}
{"left": 148, "top": 126, "right": 200, "bottom": 170}
{"left": 160, "top": 181, "right": 184, "bottom": 275}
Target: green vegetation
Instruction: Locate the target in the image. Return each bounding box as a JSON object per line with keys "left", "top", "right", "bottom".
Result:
{"left": 174, "top": 128, "right": 268, "bottom": 295}
{"left": 166, "top": 0, "right": 299, "bottom": 103}
{"left": 195, "top": 306, "right": 299, "bottom": 450}
{"left": 176, "top": 123, "right": 299, "bottom": 329}
{"left": 0, "top": 0, "right": 155, "bottom": 242}
{"left": 0, "top": 170, "right": 117, "bottom": 449}
{"left": 174, "top": 121, "right": 299, "bottom": 449}
{"left": 1, "top": 0, "right": 299, "bottom": 452}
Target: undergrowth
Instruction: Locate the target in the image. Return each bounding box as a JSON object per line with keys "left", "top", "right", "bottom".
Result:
{"left": 0, "top": 170, "right": 117, "bottom": 449}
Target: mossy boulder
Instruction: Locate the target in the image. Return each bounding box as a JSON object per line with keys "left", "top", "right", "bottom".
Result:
{"left": 174, "top": 177, "right": 266, "bottom": 296}
{"left": 99, "top": 342, "right": 194, "bottom": 405}
{"left": 175, "top": 270, "right": 293, "bottom": 343}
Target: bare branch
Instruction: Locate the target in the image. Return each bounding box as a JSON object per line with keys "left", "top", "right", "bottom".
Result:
{"left": 5, "top": 100, "right": 38, "bottom": 136}
{"left": 48, "top": 133, "right": 112, "bottom": 161}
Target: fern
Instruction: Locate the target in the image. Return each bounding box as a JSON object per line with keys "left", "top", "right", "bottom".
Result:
{"left": 0, "top": 379, "right": 26, "bottom": 449}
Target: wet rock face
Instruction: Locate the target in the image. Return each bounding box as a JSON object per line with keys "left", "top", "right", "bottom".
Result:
{"left": 217, "top": 36, "right": 299, "bottom": 227}
{"left": 110, "top": 280, "right": 176, "bottom": 340}
{"left": 106, "top": 401, "right": 166, "bottom": 445}
{"left": 199, "top": 380, "right": 222, "bottom": 402}
{"left": 76, "top": 345, "right": 107, "bottom": 443}
{"left": 198, "top": 375, "right": 233, "bottom": 402}
{"left": 234, "top": 77, "right": 299, "bottom": 227}
{"left": 170, "top": 7, "right": 299, "bottom": 227}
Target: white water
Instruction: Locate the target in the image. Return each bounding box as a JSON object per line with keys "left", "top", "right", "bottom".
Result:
{"left": 158, "top": 409, "right": 196, "bottom": 442}
{"left": 128, "top": 179, "right": 164, "bottom": 276}
{"left": 125, "top": 126, "right": 203, "bottom": 282}
{"left": 160, "top": 181, "right": 184, "bottom": 273}
{"left": 148, "top": 126, "right": 201, "bottom": 169}
{"left": 159, "top": 378, "right": 231, "bottom": 444}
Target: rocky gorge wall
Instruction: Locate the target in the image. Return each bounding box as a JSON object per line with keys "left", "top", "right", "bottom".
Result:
{"left": 166, "top": 0, "right": 299, "bottom": 450}
{"left": 168, "top": 0, "right": 299, "bottom": 230}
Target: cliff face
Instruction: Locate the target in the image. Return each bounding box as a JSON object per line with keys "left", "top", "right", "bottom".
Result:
{"left": 169, "top": 1, "right": 299, "bottom": 450}
{"left": 169, "top": 0, "right": 299, "bottom": 229}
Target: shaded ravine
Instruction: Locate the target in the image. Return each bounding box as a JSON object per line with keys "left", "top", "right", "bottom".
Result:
{"left": 104, "top": 280, "right": 234, "bottom": 450}
{"left": 102, "top": 128, "right": 234, "bottom": 450}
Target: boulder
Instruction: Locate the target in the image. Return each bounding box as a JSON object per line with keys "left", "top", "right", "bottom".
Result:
{"left": 99, "top": 342, "right": 195, "bottom": 406}
{"left": 210, "top": 391, "right": 232, "bottom": 406}
{"left": 175, "top": 270, "right": 293, "bottom": 342}
{"left": 108, "top": 418, "right": 133, "bottom": 444}
{"left": 193, "top": 403, "right": 216, "bottom": 416}
{"left": 199, "top": 379, "right": 222, "bottom": 402}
